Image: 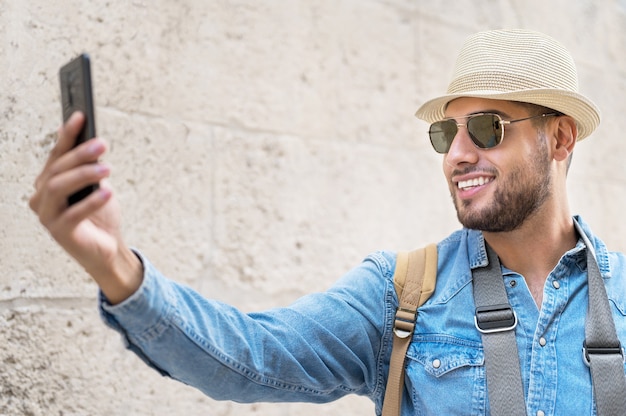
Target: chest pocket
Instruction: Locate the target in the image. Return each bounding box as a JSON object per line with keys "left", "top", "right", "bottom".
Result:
{"left": 404, "top": 334, "right": 487, "bottom": 415}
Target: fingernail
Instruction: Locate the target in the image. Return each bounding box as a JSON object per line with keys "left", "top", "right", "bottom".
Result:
{"left": 96, "top": 164, "right": 110, "bottom": 174}
{"left": 88, "top": 140, "right": 104, "bottom": 154}
{"left": 98, "top": 188, "right": 112, "bottom": 199}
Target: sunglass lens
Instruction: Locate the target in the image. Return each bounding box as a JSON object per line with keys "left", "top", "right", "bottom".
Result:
{"left": 429, "top": 120, "right": 457, "bottom": 153}
{"left": 467, "top": 114, "right": 502, "bottom": 149}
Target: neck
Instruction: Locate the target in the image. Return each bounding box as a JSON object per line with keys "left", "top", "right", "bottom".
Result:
{"left": 482, "top": 212, "right": 578, "bottom": 306}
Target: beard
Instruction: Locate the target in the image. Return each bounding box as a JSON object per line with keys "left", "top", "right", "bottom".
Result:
{"left": 451, "top": 134, "right": 552, "bottom": 233}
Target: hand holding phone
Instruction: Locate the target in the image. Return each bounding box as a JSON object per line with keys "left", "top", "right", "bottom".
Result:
{"left": 59, "top": 53, "right": 99, "bottom": 205}
{"left": 30, "top": 54, "right": 143, "bottom": 304}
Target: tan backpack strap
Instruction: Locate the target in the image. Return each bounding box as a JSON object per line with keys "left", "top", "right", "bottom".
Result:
{"left": 382, "top": 243, "right": 437, "bottom": 416}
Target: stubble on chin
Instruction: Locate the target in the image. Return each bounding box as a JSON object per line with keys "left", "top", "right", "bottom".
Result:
{"left": 451, "top": 170, "right": 551, "bottom": 233}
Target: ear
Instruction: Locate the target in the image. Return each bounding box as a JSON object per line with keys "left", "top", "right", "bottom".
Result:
{"left": 551, "top": 116, "right": 577, "bottom": 163}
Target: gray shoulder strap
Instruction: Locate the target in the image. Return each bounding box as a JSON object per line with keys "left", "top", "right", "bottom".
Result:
{"left": 472, "top": 243, "right": 526, "bottom": 416}
{"left": 474, "top": 222, "right": 626, "bottom": 416}
{"left": 574, "top": 220, "right": 626, "bottom": 415}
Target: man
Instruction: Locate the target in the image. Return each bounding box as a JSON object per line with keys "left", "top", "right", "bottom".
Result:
{"left": 30, "top": 29, "right": 626, "bottom": 415}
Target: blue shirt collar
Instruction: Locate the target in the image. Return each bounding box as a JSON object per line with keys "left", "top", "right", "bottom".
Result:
{"left": 464, "top": 215, "right": 612, "bottom": 278}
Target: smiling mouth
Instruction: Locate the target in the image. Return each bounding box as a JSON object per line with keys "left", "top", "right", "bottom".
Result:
{"left": 457, "top": 176, "right": 494, "bottom": 191}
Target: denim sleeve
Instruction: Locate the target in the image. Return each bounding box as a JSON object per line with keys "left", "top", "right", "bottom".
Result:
{"left": 99, "top": 250, "right": 397, "bottom": 404}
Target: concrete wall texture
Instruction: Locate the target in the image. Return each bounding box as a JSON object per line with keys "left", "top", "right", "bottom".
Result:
{"left": 2, "top": 0, "right": 626, "bottom": 414}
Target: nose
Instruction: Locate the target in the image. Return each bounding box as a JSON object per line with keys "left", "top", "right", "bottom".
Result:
{"left": 444, "top": 125, "right": 479, "bottom": 167}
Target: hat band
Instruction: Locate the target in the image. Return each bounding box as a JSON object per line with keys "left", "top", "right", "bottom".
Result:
{"left": 447, "top": 71, "right": 579, "bottom": 95}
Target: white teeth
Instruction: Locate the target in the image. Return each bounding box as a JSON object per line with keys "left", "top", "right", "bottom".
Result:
{"left": 458, "top": 177, "right": 492, "bottom": 190}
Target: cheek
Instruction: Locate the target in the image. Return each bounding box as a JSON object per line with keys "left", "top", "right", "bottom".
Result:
{"left": 442, "top": 156, "right": 453, "bottom": 177}
{"left": 442, "top": 160, "right": 454, "bottom": 186}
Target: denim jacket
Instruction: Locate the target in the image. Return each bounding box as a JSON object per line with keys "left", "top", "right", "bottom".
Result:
{"left": 100, "top": 216, "right": 626, "bottom": 415}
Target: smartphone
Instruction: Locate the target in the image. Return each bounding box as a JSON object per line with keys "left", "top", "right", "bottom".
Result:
{"left": 59, "top": 53, "right": 99, "bottom": 205}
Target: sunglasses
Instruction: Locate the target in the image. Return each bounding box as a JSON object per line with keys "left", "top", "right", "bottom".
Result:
{"left": 428, "top": 112, "right": 559, "bottom": 154}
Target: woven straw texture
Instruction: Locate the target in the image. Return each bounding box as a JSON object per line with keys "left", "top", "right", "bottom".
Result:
{"left": 415, "top": 29, "right": 600, "bottom": 140}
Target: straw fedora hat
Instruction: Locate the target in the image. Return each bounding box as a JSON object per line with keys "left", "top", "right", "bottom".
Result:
{"left": 415, "top": 29, "right": 600, "bottom": 140}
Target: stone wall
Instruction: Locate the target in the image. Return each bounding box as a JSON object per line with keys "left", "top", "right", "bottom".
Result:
{"left": 2, "top": 1, "right": 625, "bottom": 414}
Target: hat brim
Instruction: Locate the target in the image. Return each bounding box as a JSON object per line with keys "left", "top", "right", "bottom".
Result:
{"left": 415, "top": 89, "right": 600, "bottom": 141}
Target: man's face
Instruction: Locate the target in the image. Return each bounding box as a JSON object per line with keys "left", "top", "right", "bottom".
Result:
{"left": 442, "top": 98, "right": 553, "bottom": 232}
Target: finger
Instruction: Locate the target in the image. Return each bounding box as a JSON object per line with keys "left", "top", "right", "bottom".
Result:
{"left": 34, "top": 112, "right": 88, "bottom": 192}
{"left": 37, "top": 162, "right": 111, "bottom": 226}
{"left": 34, "top": 137, "right": 107, "bottom": 193}
{"left": 47, "top": 138, "right": 107, "bottom": 183}
{"left": 47, "top": 185, "right": 113, "bottom": 246}
{"left": 62, "top": 185, "right": 113, "bottom": 229}
{"left": 47, "top": 112, "right": 86, "bottom": 166}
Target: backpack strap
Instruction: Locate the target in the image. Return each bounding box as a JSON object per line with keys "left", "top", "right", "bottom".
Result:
{"left": 472, "top": 242, "right": 526, "bottom": 416}
{"left": 574, "top": 220, "right": 626, "bottom": 415}
{"left": 475, "top": 220, "right": 626, "bottom": 416}
{"left": 382, "top": 243, "right": 437, "bottom": 416}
